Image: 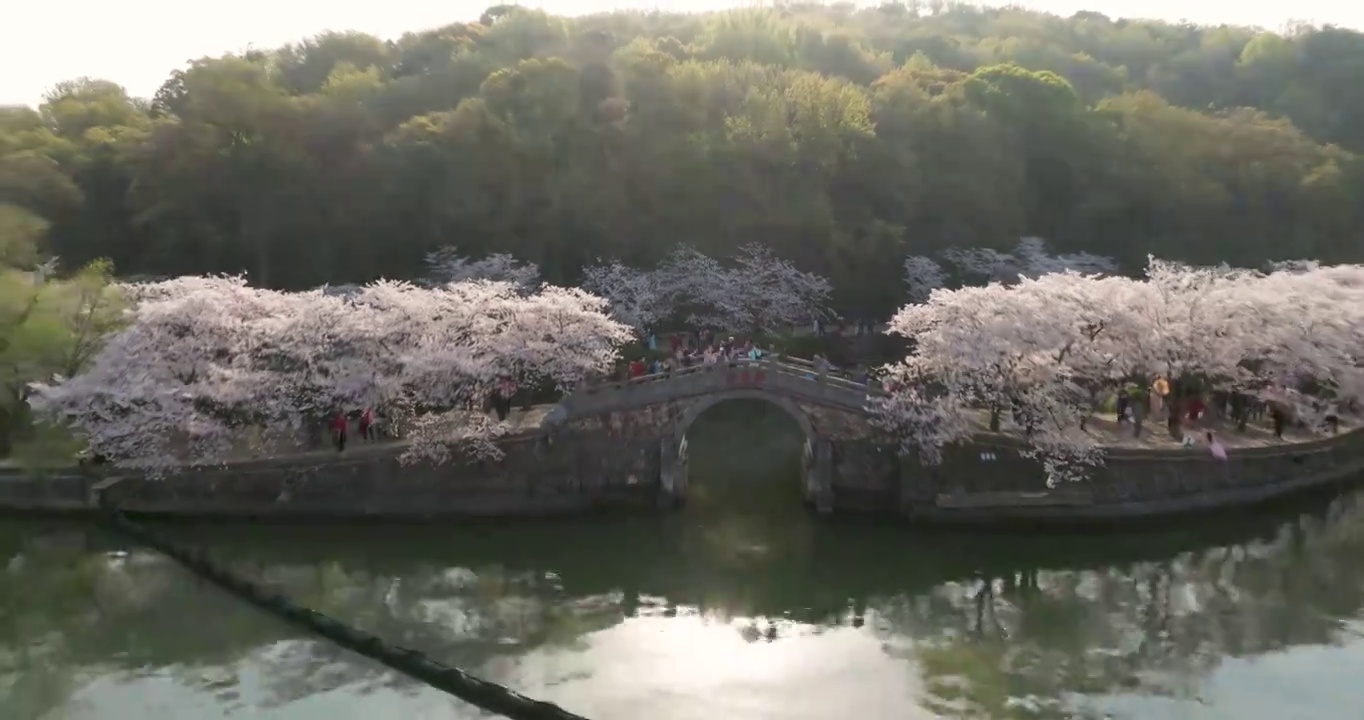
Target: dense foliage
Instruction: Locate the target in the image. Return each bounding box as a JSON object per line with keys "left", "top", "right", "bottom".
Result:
{"left": 3, "top": 3, "right": 1364, "bottom": 320}
{"left": 0, "top": 261, "right": 121, "bottom": 459}
{"left": 0, "top": 200, "right": 123, "bottom": 460}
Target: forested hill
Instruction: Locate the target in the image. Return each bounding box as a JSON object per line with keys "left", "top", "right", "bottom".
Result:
{"left": 3, "top": 3, "right": 1364, "bottom": 316}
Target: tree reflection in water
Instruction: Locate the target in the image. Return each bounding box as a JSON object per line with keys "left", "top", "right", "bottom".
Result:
{"left": 3, "top": 420, "right": 1364, "bottom": 719}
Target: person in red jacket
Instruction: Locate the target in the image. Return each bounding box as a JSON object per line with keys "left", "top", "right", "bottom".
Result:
{"left": 330, "top": 410, "right": 348, "bottom": 452}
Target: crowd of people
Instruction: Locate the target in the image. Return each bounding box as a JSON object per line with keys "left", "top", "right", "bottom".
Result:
{"left": 618, "top": 329, "right": 883, "bottom": 387}
{"left": 1111, "top": 376, "right": 1346, "bottom": 442}
{"left": 323, "top": 374, "right": 524, "bottom": 453}
{"left": 624, "top": 331, "right": 770, "bottom": 378}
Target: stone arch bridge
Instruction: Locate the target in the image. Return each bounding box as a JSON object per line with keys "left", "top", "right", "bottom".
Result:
{"left": 548, "top": 357, "right": 891, "bottom": 512}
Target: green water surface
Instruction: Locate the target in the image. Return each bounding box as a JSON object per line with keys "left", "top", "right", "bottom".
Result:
{"left": 3, "top": 400, "right": 1363, "bottom": 719}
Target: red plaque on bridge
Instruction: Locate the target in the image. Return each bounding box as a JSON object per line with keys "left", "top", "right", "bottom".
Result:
{"left": 754, "top": 371, "right": 765, "bottom": 383}
{"left": 740, "top": 370, "right": 751, "bottom": 383}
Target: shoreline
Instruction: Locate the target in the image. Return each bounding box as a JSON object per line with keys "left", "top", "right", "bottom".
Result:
{"left": 0, "top": 416, "right": 1360, "bottom": 528}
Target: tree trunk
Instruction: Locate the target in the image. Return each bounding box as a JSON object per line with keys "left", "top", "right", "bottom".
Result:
{"left": 1132, "top": 397, "right": 1144, "bottom": 437}
{"left": 1165, "top": 380, "right": 1184, "bottom": 440}
{"left": 0, "top": 405, "right": 13, "bottom": 458}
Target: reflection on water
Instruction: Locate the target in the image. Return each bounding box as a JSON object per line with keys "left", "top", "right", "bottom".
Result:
{"left": 4, "top": 404, "right": 1364, "bottom": 719}
{"left": 681, "top": 400, "right": 815, "bottom": 577}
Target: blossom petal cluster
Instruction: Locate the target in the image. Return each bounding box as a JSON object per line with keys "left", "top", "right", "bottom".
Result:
{"left": 873, "top": 258, "right": 1364, "bottom": 484}
{"left": 942, "top": 236, "right": 1118, "bottom": 284}
{"left": 423, "top": 246, "right": 542, "bottom": 291}
{"left": 27, "top": 276, "right": 631, "bottom": 470}
{"left": 905, "top": 237, "right": 1118, "bottom": 301}
{"left": 583, "top": 244, "right": 831, "bottom": 333}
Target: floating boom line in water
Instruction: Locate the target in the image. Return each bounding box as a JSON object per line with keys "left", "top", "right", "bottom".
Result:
{"left": 91, "top": 490, "right": 592, "bottom": 720}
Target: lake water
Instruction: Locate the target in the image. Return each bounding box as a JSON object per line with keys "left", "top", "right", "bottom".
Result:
{"left": 4, "top": 400, "right": 1364, "bottom": 719}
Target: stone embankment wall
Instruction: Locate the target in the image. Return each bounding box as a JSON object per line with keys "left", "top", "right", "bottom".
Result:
{"left": 0, "top": 427, "right": 661, "bottom": 519}
{"left": 3, "top": 411, "right": 1363, "bottom": 525}
{"left": 827, "top": 429, "right": 1364, "bottom": 523}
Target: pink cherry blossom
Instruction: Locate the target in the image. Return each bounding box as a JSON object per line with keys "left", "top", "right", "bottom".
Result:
{"left": 580, "top": 259, "right": 678, "bottom": 332}
{"left": 876, "top": 258, "right": 1364, "bottom": 485}
{"left": 423, "top": 246, "right": 542, "bottom": 291}
{"left": 584, "top": 244, "right": 831, "bottom": 333}
{"left": 941, "top": 237, "right": 1117, "bottom": 285}
{"left": 28, "top": 275, "right": 631, "bottom": 471}
{"left": 902, "top": 255, "right": 947, "bottom": 303}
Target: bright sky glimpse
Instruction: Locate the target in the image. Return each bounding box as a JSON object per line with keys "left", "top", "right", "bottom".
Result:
{"left": 3, "top": 0, "right": 1362, "bottom": 108}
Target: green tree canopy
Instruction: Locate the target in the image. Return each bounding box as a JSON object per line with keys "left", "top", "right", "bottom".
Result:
{"left": 2, "top": 4, "right": 1362, "bottom": 318}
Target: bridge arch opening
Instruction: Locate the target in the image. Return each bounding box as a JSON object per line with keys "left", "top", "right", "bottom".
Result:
{"left": 674, "top": 390, "right": 816, "bottom": 450}
{"left": 667, "top": 390, "right": 818, "bottom": 512}
{"left": 666, "top": 391, "right": 822, "bottom": 569}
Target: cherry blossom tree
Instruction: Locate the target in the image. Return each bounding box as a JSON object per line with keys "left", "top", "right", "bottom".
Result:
{"left": 1012, "top": 237, "right": 1117, "bottom": 278}
{"left": 873, "top": 272, "right": 1114, "bottom": 484}
{"left": 580, "top": 260, "right": 675, "bottom": 332}
{"left": 26, "top": 276, "right": 288, "bottom": 469}
{"left": 28, "top": 276, "right": 630, "bottom": 471}
{"left": 903, "top": 255, "right": 947, "bottom": 303}
{"left": 942, "top": 237, "right": 1117, "bottom": 284}
{"left": 373, "top": 281, "right": 629, "bottom": 465}
{"left": 686, "top": 244, "right": 831, "bottom": 334}
{"left": 1121, "top": 259, "right": 1263, "bottom": 398}
{"left": 1266, "top": 259, "right": 1320, "bottom": 274}
{"left": 423, "top": 246, "right": 541, "bottom": 291}
{"left": 873, "top": 257, "right": 1364, "bottom": 485}
{"left": 584, "top": 244, "right": 831, "bottom": 335}
{"left": 1228, "top": 263, "right": 1364, "bottom": 423}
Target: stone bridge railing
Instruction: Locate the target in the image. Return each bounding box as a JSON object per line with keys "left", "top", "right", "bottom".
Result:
{"left": 557, "top": 356, "right": 884, "bottom": 417}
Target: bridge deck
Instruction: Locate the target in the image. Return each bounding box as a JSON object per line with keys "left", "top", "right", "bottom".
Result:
{"left": 562, "top": 357, "right": 880, "bottom": 417}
